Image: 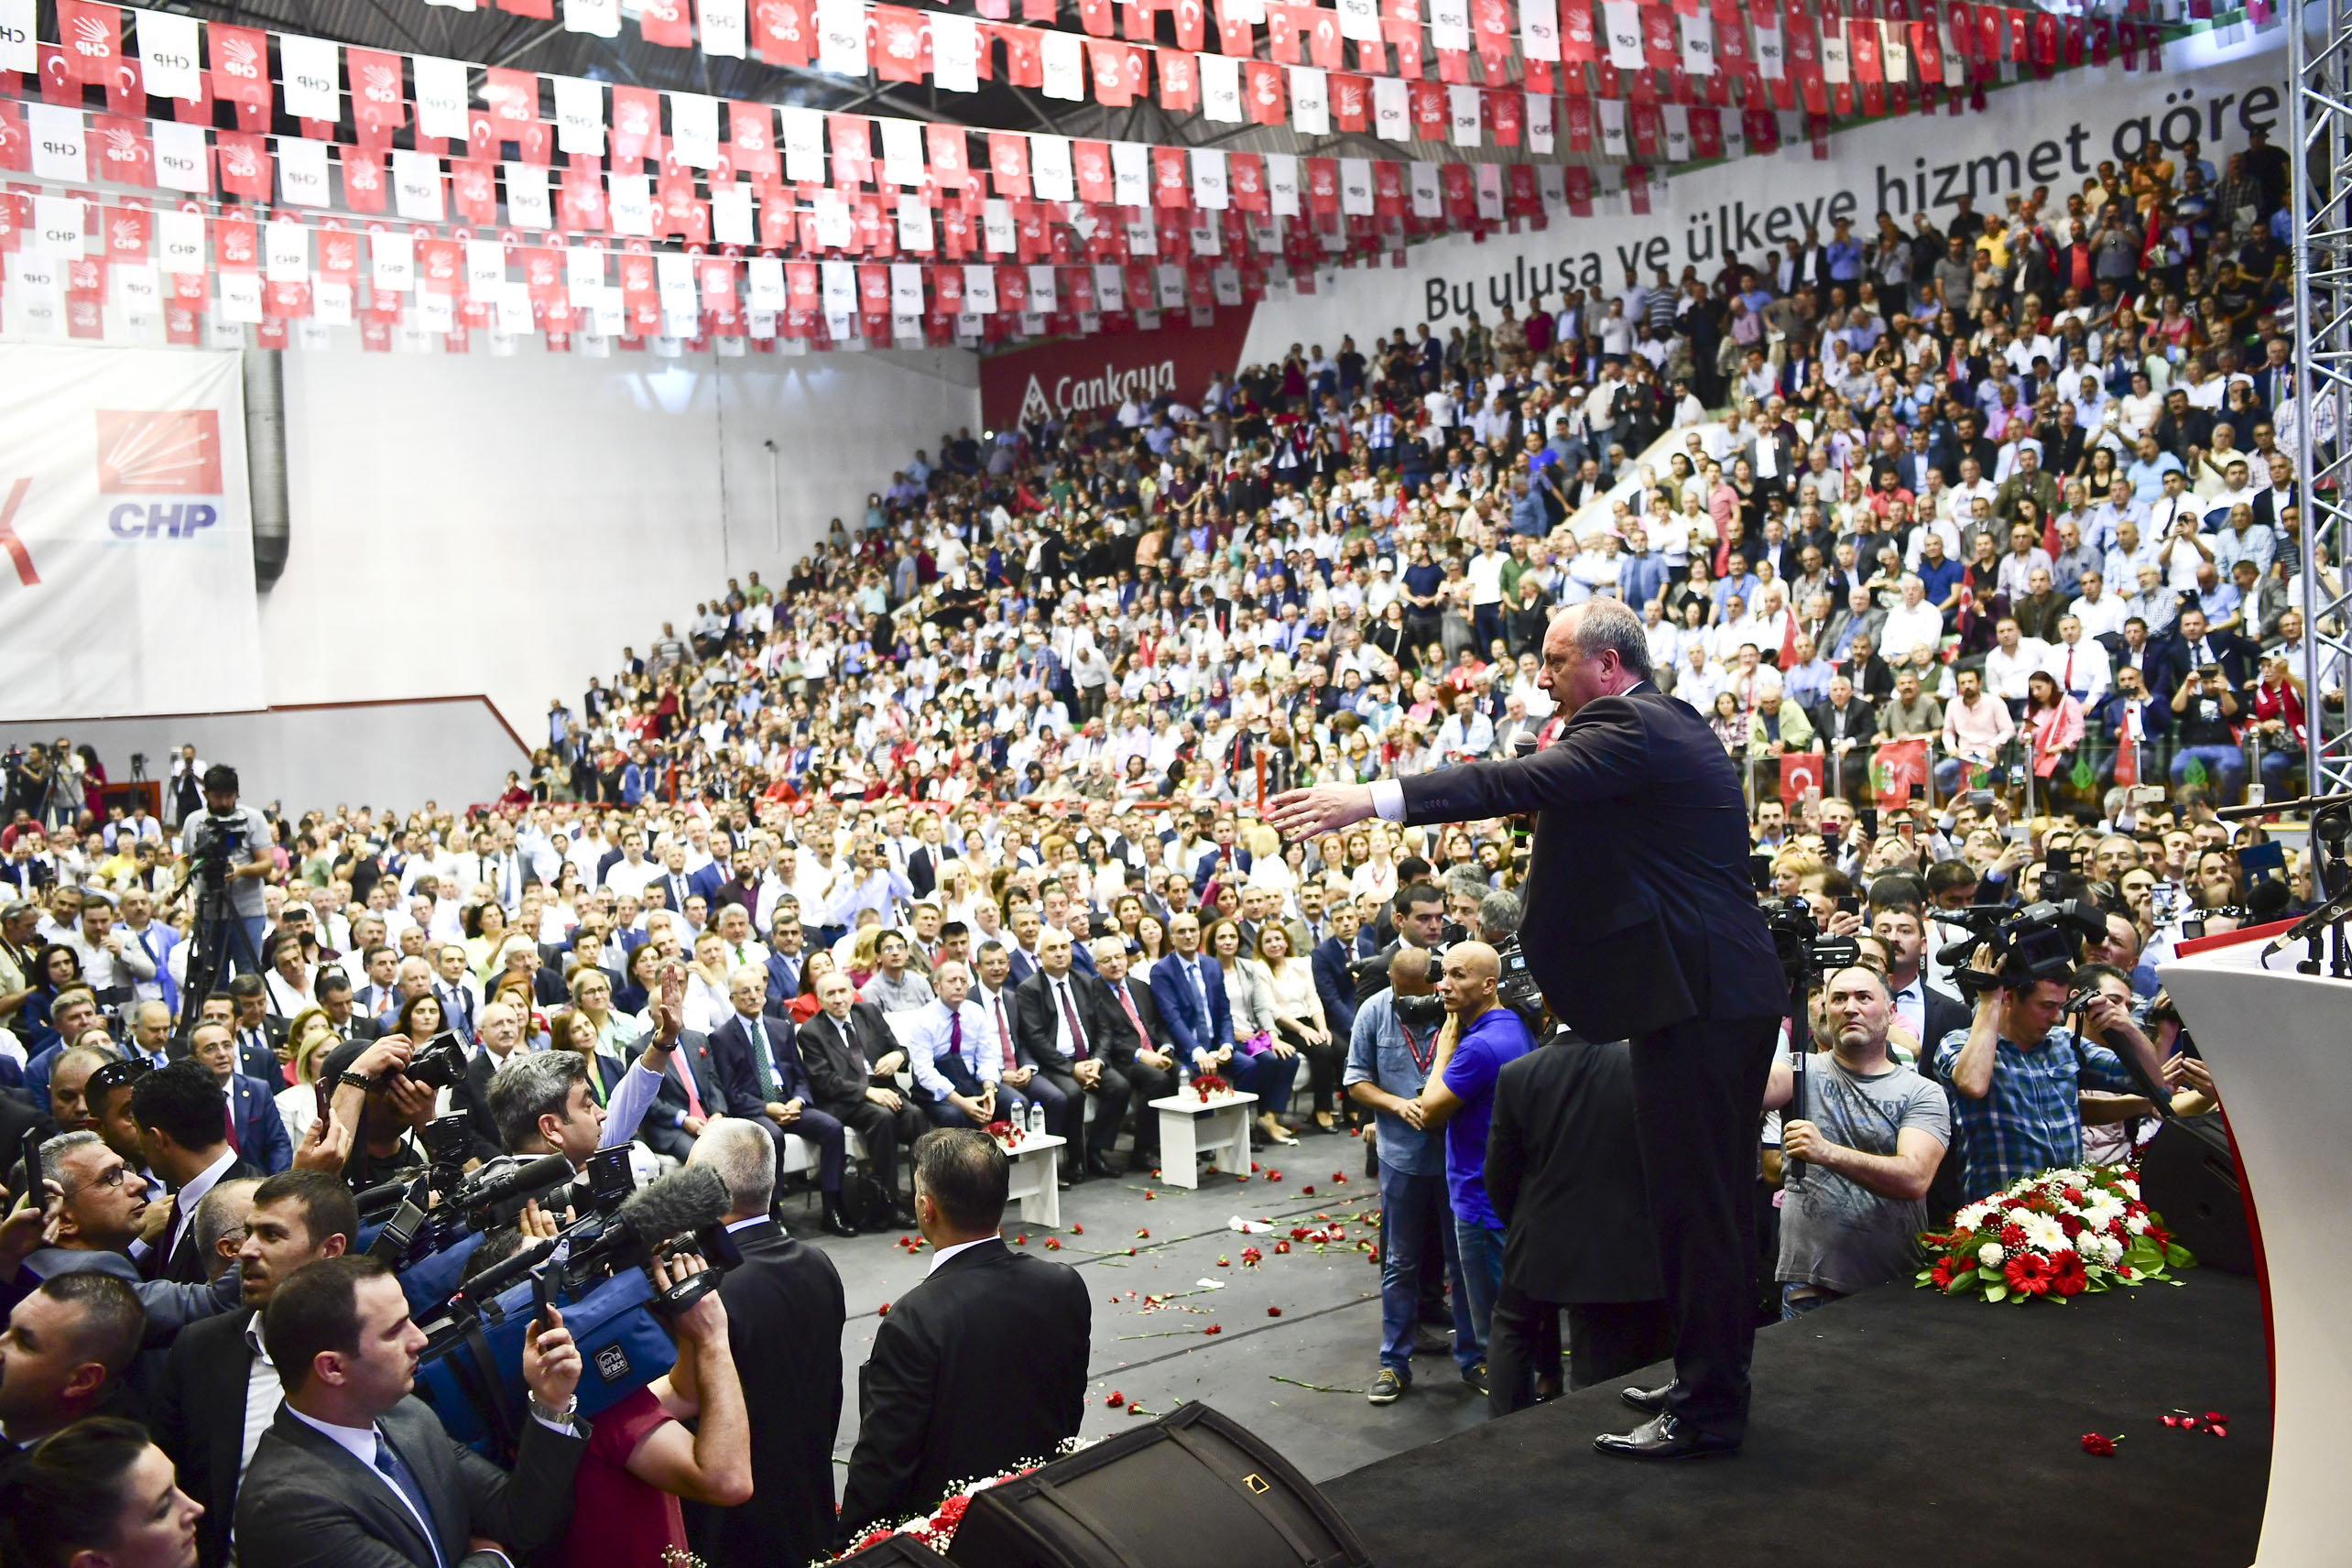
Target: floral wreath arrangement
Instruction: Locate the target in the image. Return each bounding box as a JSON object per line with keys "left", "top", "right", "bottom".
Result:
{"left": 983, "top": 1118, "right": 1027, "bottom": 1150}
{"left": 1191, "top": 1073, "right": 1231, "bottom": 1102}
{"left": 1917, "top": 1164, "right": 2197, "bottom": 1303}
{"left": 833, "top": 1443, "right": 1084, "bottom": 1559}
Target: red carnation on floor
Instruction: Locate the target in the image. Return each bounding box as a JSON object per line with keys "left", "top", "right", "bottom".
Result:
{"left": 1267, "top": 1306, "right": 1282, "bottom": 1317}
{"left": 1072, "top": 1225, "right": 1083, "bottom": 1234}
{"left": 1301, "top": 1185, "right": 1316, "bottom": 1196}
{"left": 878, "top": 1301, "right": 891, "bottom": 1316}
{"left": 2005, "top": 1254, "right": 2053, "bottom": 1295}
{"left": 1105, "top": 1391, "right": 1125, "bottom": 1408}
{"left": 2080, "top": 1432, "right": 2118, "bottom": 1456}
{"left": 1203, "top": 1323, "right": 1223, "bottom": 1334}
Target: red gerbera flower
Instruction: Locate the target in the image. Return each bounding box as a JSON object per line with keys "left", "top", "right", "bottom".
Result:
{"left": 2005, "top": 1254, "right": 2053, "bottom": 1295}
{"left": 2050, "top": 1253, "right": 2087, "bottom": 1297}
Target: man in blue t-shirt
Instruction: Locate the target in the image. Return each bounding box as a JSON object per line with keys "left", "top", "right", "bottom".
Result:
{"left": 1410, "top": 942, "right": 1535, "bottom": 1395}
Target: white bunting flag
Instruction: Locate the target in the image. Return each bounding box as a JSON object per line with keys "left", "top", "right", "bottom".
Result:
{"left": 1410, "top": 160, "right": 1441, "bottom": 218}
{"left": 412, "top": 57, "right": 470, "bottom": 141}
{"left": 746, "top": 256, "right": 785, "bottom": 310}
{"left": 671, "top": 93, "right": 720, "bottom": 169}
{"left": 817, "top": 0, "right": 866, "bottom": 76}
{"left": 1447, "top": 83, "right": 1481, "bottom": 147}
{"left": 372, "top": 230, "right": 415, "bottom": 293}
{"left": 152, "top": 119, "right": 206, "bottom": 191}
{"left": 29, "top": 196, "right": 82, "bottom": 256}
{"left": 392, "top": 149, "right": 445, "bottom": 221}
{"left": 880, "top": 115, "right": 925, "bottom": 186}
{"left": 553, "top": 77, "right": 605, "bottom": 156}
{"left": 1600, "top": 0, "right": 1645, "bottom": 68}
{"left": 1040, "top": 29, "right": 1083, "bottom": 100}
{"left": 781, "top": 106, "right": 826, "bottom": 183}
{"left": 1201, "top": 52, "right": 1241, "bottom": 123}
{"left": 1373, "top": 76, "right": 1410, "bottom": 142}
{"left": 890, "top": 261, "right": 925, "bottom": 315}
{"left": 1520, "top": 0, "right": 1559, "bottom": 60}
{"left": 1475, "top": 162, "right": 1502, "bottom": 220}
{"left": 1110, "top": 142, "right": 1150, "bottom": 209}
{"left": 608, "top": 172, "right": 654, "bottom": 236}
{"left": 277, "top": 137, "right": 332, "bottom": 207}
{"left": 134, "top": 9, "right": 201, "bottom": 100}
{"left": 1429, "top": 0, "right": 1470, "bottom": 52}
{"left": 465, "top": 238, "right": 505, "bottom": 294}
{"left": 1030, "top": 133, "right": 1074, "bottom": 201}
{"left": 278, "top": 35, "right": 340, "bottom": 123}
{"left": 218, "top": 271, "right": 263, "bottom": 324}
{"left": 819, "top": 258, "right": 857, "bottom": 313}
{"left": 657, "top": 251, "right": 697, "bottom": 317}
{"left": 27, "top": 105, "right": 87, "bottom": 181}
{"left": 1679, "top": 11, "right": 1715, "bottom": 74}
{"left": 1, "top": 0, "right": 37, "bottom": 71}
{"left": 713, "top": 181, "right": 754, "bottom": 243}
{"left": 565, "top": 0, "right": 621, "bottom": 37}
{"left": 157, "top": 210, "right": 203, "bottom": 273}
{"left": 506, "top": 161, "right": 553, "bottom": 229}
{"left": 1290, "top": 65, "right": 1329, "bottom": 136}
{"left": 1190, "top": 147, "right": 1228, "bottom": 210}
{"left": 1821, "top": 32, "right": 1849, "bottom": 83}
{"left": 1662, "top": 103, "right": 1691, "bottom": 162}
{"left": 1265, "top": 152, "right": 1300, "bottom": 217}
{"left": 962, "top": 263, "right": 997, "bottom": 312}
{"left": 114, "top": 261, "right": 158, "bottom": 317}
{"left": 1337, "top": 0, "right": 1380, "bottom": 41}
{"left": 897, "top": 195, "right": 933, "bottom": 252}
{"left": 1754, "top": 20, "right": 1784, "bottom": 79}
{"left": 812, "top": 191, "right": 854, "bottom": 248}
{"left": 1093, "top": 263, "right": 1124, "bottom": 311}
{"left": 1339, "top": 157, "right": 1372, "bottom": 216}
{"left": 1529, "top": 93, "right": 1554, "bottom": 154}
{"left": 981, "top": 198, "right": 1015, "bottom": 254}
{"left": 1596, "top": 95, "right": 1628, "bottom": 157}
{"left": 701, "top": 0, "right": 747, "bottom": 57}
{"left": 931, "top": 14, "right": 978, "bottom": 92}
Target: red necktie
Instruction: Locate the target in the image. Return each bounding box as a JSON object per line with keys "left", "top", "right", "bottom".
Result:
{"left": 223, "top": 1100, "right": 239, "bottom": 1152}
{"left": 2063, "top": 647, "right": 2074, "bottom": 691}
{"left": 1116, "top": 983, "right": 1149, "bottom": 1054}
{"left": 949, "top": 1008, "right": 964, "bottom": 1067}
{"left": 677, "top": 1051, "right": 705, "bottom": 1119}
{"left": 995, "top": 996, "right": 1017, "bottom": 1071}
{"left": 1057, "top": 980, "right": 1089, "bottom": 1061}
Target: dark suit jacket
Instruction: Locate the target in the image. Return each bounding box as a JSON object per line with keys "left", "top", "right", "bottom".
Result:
{"left": 1089, "top": 973, "right": 1168, "bottom": 1065}
{"left": 452, "top": 1047, "right": 506, "bottom": 1163}
{"left": 1808, "top": 696, "right": 1879, "bottom": 752}
{"left": 795, "top": 1001, "right": 897, "bottom": 1116}
{"left": 1312, "top": 936, "right": 1359, "bottom": 1038}
{"left": 156, "top": 1159, "right": 262, "bottom": 1284}
{"left": 1399, "top": 682, "right": 1784, "bottom": 1041}
{"left": 709, "top": 1010, "right": 813, "bottom": 1115}
{"left": 839, "top": 1238, "right": 1090, "bottom": 1541}
{"left": 228, "top": 1073, "right": 293, "bottom": 1175}
{"left": 687, "top": 1220, "right": 846, "bottom": 1568}
{"left": 1486, "top": 1036, "right": 1663, "bottom": 1304}
{"left": 154, "top": 1307, "right": 259, "bottom": 1568}
{"left": 1010, "top": 970, "right": 1098, "bottom": 1073}
{"left": 235, "top": 1396, "right": 585, "bottom": 1568}
{"left": 1148, "top": 952, "right": 1233, "bottom": 1062}
{"left": 2149, "top": 626, "right": 2258, "bottom": 695}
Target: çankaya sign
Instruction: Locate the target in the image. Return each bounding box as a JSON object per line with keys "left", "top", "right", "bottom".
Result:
{"left": 1241, "top": 24, "right": 2287, "bottom": 364}
{"left": 978, "top": 303, "right": 1258, "bottom": 431}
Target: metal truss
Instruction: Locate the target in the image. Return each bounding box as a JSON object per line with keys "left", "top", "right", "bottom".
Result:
{"left": 2290, "top": 0, "right": 2352, "bottom": 798}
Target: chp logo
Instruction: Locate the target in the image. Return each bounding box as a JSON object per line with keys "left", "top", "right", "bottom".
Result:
{"left": 96, "top": 409, "right": 226, "bottom": 542}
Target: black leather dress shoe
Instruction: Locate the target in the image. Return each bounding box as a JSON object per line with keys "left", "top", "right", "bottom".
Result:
{"left": 1594, "top": 1414, "right": 1741, "bottom": 1461}
{"left": 822, "top": 1212, "right": 860, "bottom": 1239}
{"left": 1619, "top": 1379, "right": 1676, "bottom": 1415}
{"left": 1084, "top": 1151, "right": 1120, "bottom": 1180}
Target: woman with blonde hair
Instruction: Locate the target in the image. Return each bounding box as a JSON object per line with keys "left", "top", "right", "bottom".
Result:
{"left": 275, "top": 1007, "right": 340, "bottom": 1140}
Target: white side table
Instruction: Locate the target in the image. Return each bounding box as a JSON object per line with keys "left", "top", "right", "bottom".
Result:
{"left": 999, "top": 1132, "right": 1066, "bottom": 1228}
{"left": 1148, "top": 1091, "right": 1258, "bottom": 1190}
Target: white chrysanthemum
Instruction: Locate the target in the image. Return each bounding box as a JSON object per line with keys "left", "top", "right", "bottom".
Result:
{"left": 2017, "top": 1213, "right": 2073, "bottom": 1256}
{"left": 1956, "top": 1203, "right": 1995, "bottom": 1232}
{"left": 2079, "top": 1200, "right": 2124, "bottom": 1233}
{"left": 1978, "top": 1242, "right": 2006, "bottom": 1269}
{"left": 2125, "top": 1214, "right": 2151, "bottom": 1236}
{"left": 2090, "top": 1234, "right": 2124, "bottom": 1266}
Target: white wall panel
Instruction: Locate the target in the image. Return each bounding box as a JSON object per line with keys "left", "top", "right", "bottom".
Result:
{"left": 267, "top": 343, "right": 979, "bottom": 742}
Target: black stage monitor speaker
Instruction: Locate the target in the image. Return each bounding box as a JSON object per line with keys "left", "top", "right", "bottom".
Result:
{"left": 838, "top": 1537, "right": 955, "bottom": 1566}
{"left": 947, "top": 1401, "right": 1369, "bottom": 1568}
{"left": 2138, "top": 1115, "right": 2256, "bottom": 1276}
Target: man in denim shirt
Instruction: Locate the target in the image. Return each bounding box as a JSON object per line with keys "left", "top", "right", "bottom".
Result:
{"left": 1344, "top": 947, "right": 1477, "bottom": 1406}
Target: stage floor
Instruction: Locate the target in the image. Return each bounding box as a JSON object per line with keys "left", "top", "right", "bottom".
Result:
{"left": 1323, "top": 1270, "right": 2270, "bottom": 1567}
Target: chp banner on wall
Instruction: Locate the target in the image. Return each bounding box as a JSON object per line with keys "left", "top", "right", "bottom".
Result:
{"left": 979, "top": 303, "right": 1257, "bottom": 431}
{"left": 0, "top": 346, "right": 265, "bottom": 721}
{"left": 1239, "top": 24, "right": 2288, "bottom": 363}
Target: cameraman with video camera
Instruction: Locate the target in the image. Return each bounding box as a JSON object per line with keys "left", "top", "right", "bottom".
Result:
{"left": 1933, "top": 941, "right": 2172, "bottom": 1205}
{"left": 178, "top": 767, "right": 273, "bottom": 977}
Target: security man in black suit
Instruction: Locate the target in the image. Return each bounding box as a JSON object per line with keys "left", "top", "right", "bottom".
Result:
{"left": 1271, "top": 598, "right": 1784, "bottom": 1460}
{"left": 839, "top": 1130, "right": 1090, "bottom": 1541}
{"left": 1485, "top": 1031, "right": 1671, "bottom": 1413}
{"left": 154, "top": 1170, "right": 358, "bottom": 1568}
{"left": 685, "top": 1120, "right": 847, "bottom": 1568}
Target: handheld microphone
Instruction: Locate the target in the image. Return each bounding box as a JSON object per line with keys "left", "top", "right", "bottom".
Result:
{"left": 1512, "top": 732, "right": 1540, "bottom": 759}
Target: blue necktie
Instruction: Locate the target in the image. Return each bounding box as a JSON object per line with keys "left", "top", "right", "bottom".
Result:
{"left": 372, "top": 1432, "right": 447, "bottom": 1568}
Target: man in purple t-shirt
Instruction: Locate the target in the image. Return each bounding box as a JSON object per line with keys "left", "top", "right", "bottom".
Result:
{"left": 1411, "top": 942, "right": 1536, "bottom": 1397}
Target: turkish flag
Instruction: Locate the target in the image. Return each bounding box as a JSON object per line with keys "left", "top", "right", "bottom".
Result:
{"left": 1870, "top": 739, "right": 1927, "bottom": 810}
{"left": 1778, "top": 753, "right": 1823, "bottom": 807}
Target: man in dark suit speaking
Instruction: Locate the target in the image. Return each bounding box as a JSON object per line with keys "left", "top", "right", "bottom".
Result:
{"left": 1269, "top": 598, "right": 1785, "bottom": 1460}
{"left": 839, "top": 1128, "right": 1091, "bottom": 1541}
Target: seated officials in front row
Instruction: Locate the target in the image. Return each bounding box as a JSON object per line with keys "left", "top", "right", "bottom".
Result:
{"left": 234, "top": 1254, "right": 588, "bottom": 1568}
{"left": 795, "top": 972, "right": 925, "bottom": 1227}
{"left": 707, "top": 965, "right": 859, "bottom": 1237}
{"left": 1011, "top": 930, "right": 1128, "bottom": 1183}
{"left": 1089, "top": 941, "right": 1177, "bottom": 1175}
{"left": 905, "top": 959, "right": 1016, "bottom": 1128}
{"left": 839, "top": 1130, "right": 1091, "bottom": 1543}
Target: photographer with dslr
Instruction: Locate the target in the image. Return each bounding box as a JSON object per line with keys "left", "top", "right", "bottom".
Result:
{"left": 1933, "top": 946, "right": 2172, "bottom": 1204}
{"left": 177, "top": 768, "right": 273, "bottom": 978}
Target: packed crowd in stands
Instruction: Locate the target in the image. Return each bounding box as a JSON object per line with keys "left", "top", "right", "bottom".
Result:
{"left": 0, "top": 115, "right": 2333, "bottom": 1568}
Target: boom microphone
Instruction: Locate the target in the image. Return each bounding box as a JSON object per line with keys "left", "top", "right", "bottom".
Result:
{"left": 558, "top": 1165, "right": 730, "bottom": 1280}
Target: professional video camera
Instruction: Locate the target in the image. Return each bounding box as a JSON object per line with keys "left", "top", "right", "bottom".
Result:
{"left": 1936, "top": 898, "right": 2109, "bottom": 996}
{"left": 1491, "top": 931, "right": 1548, "bottom": 1038}
{"left": 1757, "top": 897, "right": 1861, "bottom": 982}
{"left": 181, "top": 807, "right": 250, "bottom": 885}
{"left": 410, "top": 1162, "right": 738, "bottom": 1459}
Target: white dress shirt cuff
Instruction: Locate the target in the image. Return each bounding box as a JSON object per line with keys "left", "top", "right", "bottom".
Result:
{"left": 1368, "top": 780, "right": 1406, "bottom": 822}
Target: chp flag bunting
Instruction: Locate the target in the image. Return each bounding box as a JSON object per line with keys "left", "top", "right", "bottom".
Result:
{"left": 1869, "top": 737, "right": 1929, "bottom": 809}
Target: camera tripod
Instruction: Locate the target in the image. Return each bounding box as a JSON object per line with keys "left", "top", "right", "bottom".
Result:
{"left": 169, "top": 842, "right": 273, "bottom": 1057}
